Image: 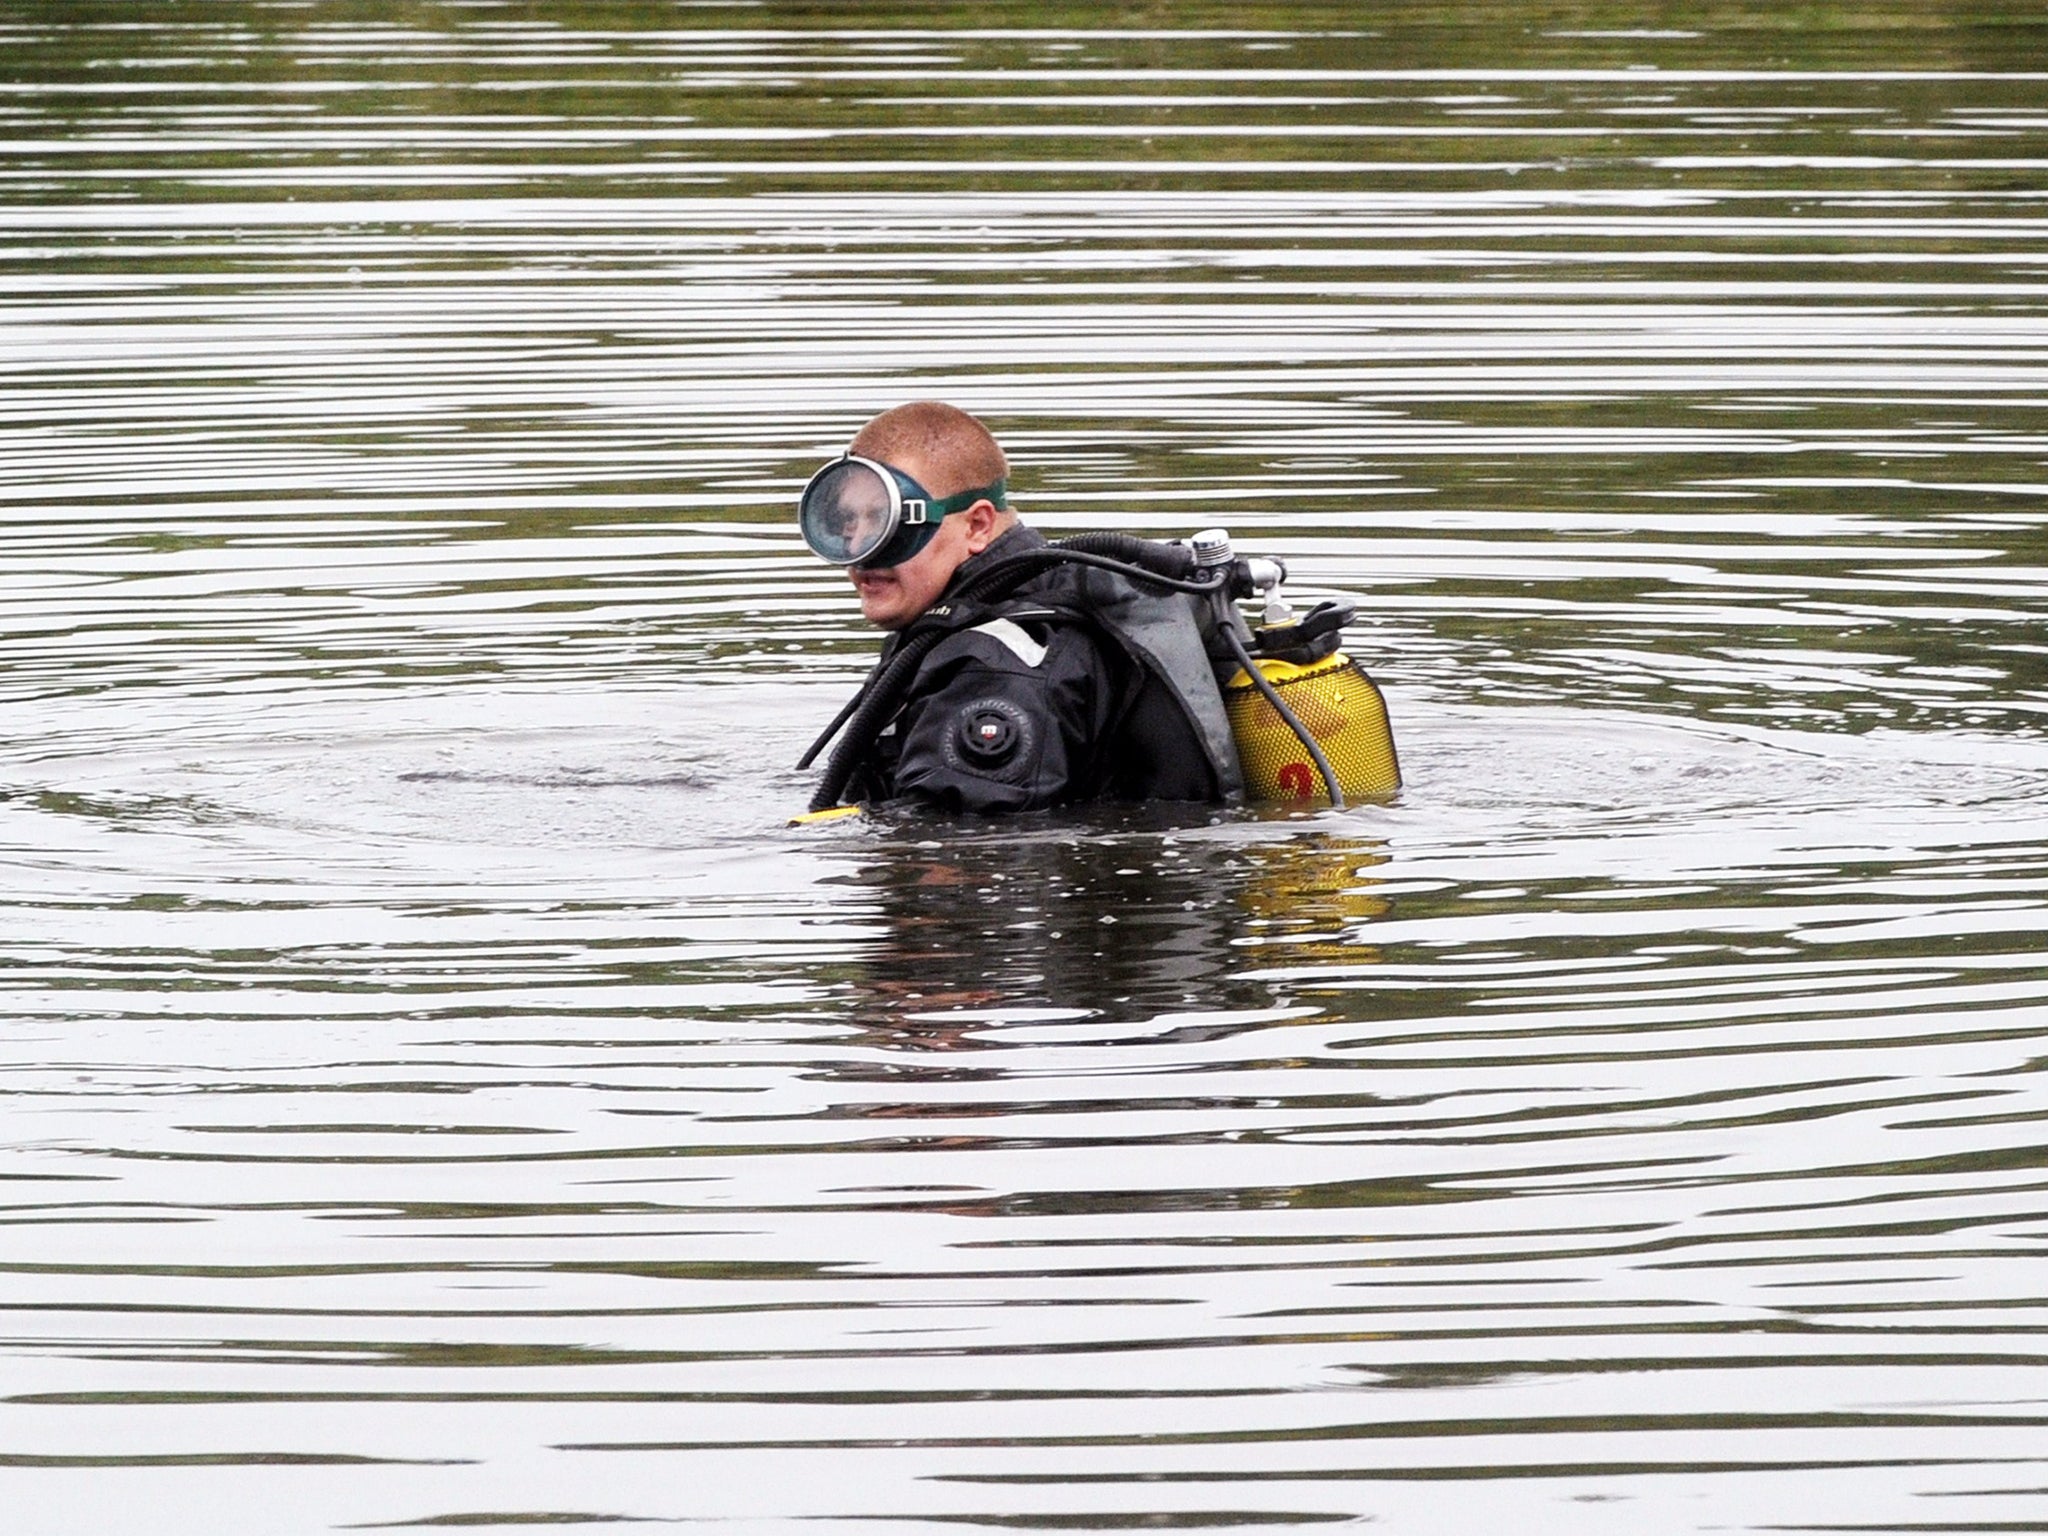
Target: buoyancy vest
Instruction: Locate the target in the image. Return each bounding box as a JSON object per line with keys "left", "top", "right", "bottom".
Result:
{"left": 1067, "top": 562, "right": 1245, "bottom": 803}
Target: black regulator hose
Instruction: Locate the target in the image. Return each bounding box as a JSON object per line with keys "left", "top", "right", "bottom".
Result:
{"left": 803, "top": 627, "right": 948, "bottom": 810}
{"left": 1054, "top": 531, "right": 1205, "bottom": 584}
{"left": 795, "top": 651, "right": 886, "bottom": 771}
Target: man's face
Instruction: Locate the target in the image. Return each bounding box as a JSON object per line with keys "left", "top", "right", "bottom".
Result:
{"left": 850, "top": 511, "right": 974, "bottom": 630}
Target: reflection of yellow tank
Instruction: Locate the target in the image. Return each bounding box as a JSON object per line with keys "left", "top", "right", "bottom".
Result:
{"left": 1225, "top": 651, "right": 1401, "bottom": 803}
{"left": 1233, "top": 833, "right": 1391, "bottom": 963}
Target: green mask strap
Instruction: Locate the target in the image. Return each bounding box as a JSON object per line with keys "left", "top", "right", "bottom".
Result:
{"left": 858, "top": 474, "right": 1010, "bottom": 569}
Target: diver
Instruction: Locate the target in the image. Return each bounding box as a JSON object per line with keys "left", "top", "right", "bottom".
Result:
{"left": 795, "top": 401, "right": 1401, "bottom": 817}
{"left": 796, "top": 401, "right": 1237, "bottom": 815}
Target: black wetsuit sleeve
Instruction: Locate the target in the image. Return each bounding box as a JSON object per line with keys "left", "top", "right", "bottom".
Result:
{"left": 884, "top": 620, "right": 1115, "bottom": 814}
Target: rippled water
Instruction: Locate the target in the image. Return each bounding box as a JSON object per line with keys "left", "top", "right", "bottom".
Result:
{"left": 6, "top": 5, "right": 2048, "bottom": 1532}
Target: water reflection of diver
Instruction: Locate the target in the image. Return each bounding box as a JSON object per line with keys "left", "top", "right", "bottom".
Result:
{"left": 831, "top": 819, "right": 1395, "bottom": 1036}
{"left": 793, "top": 402, "right": 1400, "bottom": 819}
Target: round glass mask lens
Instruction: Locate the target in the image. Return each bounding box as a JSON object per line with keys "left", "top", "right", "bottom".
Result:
{"left": 799, "top": 459, "right": 898, "bottom": 565}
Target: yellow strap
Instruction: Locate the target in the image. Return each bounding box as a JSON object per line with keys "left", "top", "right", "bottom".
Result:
{"left": 788, "top": 803, "right": 863, "bottom": 827}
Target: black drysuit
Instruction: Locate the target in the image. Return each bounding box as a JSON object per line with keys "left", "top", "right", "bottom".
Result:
{"left": 846, "top": 526, "right": 1234, "bottom": 814}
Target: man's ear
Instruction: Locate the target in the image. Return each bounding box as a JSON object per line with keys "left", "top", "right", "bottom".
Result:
{"left": 959, "top": 499, "right": 1006, "bottom": 554}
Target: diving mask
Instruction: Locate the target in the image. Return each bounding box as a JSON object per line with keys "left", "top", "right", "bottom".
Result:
{"left": 798, "top": 454, "right": 1008, "bottom": 569}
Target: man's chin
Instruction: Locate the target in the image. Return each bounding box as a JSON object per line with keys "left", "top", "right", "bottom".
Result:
{"left": 854, "top": 579, "right": 909, "bottom": 629}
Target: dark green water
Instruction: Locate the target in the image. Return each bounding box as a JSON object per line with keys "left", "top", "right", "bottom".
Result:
{"left": 4, "top": 4, "right": 2048, "bottom": 1532}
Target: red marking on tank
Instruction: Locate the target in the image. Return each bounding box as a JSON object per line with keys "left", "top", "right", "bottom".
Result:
{"left": 1277, "top": 762, "right": 1315, "bottom": 798}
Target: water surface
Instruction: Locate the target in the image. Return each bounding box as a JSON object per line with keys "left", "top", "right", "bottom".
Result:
{"left": 5, "top": 5, "right": 2048, "bottom": 1532}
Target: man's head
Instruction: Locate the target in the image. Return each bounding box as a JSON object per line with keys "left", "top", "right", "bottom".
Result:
{"left": 813, "top": 402, "right": 1016, "bottom": 630}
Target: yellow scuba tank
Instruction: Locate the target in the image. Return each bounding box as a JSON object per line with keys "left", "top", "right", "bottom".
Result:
{"left": 1223, "top": 601, "right": 1401, "bottom": 803}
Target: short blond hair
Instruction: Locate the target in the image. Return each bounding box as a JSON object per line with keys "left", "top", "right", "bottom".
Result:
{"left": 849, "top": 401, "right": 1009, "bottom": 501}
